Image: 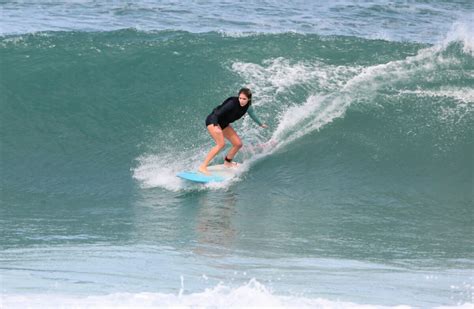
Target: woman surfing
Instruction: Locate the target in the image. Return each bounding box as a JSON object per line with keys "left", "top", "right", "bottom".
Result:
{"left": 199, "top": 88, "right": 267, "bottom": 175}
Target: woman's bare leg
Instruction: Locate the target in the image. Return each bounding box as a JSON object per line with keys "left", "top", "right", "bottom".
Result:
{"left": 198, "top": 125, "right": 225, "bottom": 174}
{"left": 222, "top": 125, "right": 242, "bottom": 167}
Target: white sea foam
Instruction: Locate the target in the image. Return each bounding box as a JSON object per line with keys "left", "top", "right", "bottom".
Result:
{"left": 231, "top": 57, "right": 363, "bottom": 150}
{"left": 132, "top": 147, "right": 249, "bottom": 191}
{"left": 441, "top": 20, "right": 474, "bottom": 56}
{"left": 232, "top": 58, "right": 321, "bottom": 94}
{"left": 7, "top": 278, "right": 461, "bottom": 309}
{"left": 400, "top": 88, "right": 474, "bottom": 105}
{"left": 3, "top": 279, "right": 472, "bottom": 309}
{"left": 232, "top": 58, "right": 361, "bottom": 97}
{"left": 132, "top": 153, "right": 185, "bottom": 191}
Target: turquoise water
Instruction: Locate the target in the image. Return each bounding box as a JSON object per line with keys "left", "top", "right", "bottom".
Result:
{"left": 1, "top": 1, "right": 473, "bottom": 308}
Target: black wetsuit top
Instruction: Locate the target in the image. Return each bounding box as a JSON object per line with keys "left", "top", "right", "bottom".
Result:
{"left": 205, "top": 97, "right": 251, "bottom": 129}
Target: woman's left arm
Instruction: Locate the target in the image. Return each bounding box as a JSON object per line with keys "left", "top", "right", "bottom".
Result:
{"left": 247, "top": 105, "right": 268, "bottom": 128}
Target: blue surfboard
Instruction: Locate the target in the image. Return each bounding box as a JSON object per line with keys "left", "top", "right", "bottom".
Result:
{"left": 177, "top": 164, "right": 238, "bottom": 183}
{"left": 176, "top": 171, "right": 225, "bottom": 183}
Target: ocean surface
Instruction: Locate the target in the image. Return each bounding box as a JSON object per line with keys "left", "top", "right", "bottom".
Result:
{"left": 1, "top": 1, "right": 473, "bottom": 308}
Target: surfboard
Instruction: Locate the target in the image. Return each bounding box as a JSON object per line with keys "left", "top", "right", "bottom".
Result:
{"left": 177, "top": 164, "right": 239, "bottom": 183}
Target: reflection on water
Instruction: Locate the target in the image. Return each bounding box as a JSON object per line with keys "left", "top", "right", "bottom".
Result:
{"left": 194, "top": 191, "right": 238, "bottom": 257}
{"left": 132, "top": 186, "right": 240, "bottom": 257}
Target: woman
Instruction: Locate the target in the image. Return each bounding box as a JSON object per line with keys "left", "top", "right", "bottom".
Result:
{"left": 199, "top": 88, "right": 267, "bottom": 175}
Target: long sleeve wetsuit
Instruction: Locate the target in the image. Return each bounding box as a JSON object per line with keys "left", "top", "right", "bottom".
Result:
{"left": 205, "top": 97, "right": 263, "bottom": 129}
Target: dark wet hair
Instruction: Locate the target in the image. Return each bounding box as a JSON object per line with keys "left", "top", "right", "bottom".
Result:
{"left": 238, "top": 87, "right": 252, "bottom": 104}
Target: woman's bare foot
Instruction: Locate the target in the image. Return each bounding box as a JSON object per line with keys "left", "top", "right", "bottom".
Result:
{"left": 224, "top": 161, "right": 239, "bottom": 168}
{"left": 198, "top": 165, "right": 210, "bottom": 175}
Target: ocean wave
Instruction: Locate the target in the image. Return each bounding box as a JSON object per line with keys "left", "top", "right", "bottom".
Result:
{"left": 1, "top": 0, "right": 471, "bottom": 44}
{"left": 1, "top": 30, "right": 470, "bottom": 193}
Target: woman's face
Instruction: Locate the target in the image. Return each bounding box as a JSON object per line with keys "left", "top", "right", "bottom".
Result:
{"left": 238, "top": 93, "right": 249, "bottom": 106}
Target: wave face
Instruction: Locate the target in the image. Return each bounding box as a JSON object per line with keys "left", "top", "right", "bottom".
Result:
{"left": 1, "top": 27, "right": 473, "bottom": 307}
{"left": 2, "top": 30, "right": 471, "bottom": 191}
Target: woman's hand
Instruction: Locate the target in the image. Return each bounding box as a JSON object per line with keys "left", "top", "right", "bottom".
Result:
{"left": 261, "top": 124, "right": 269, "bottom": 129}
